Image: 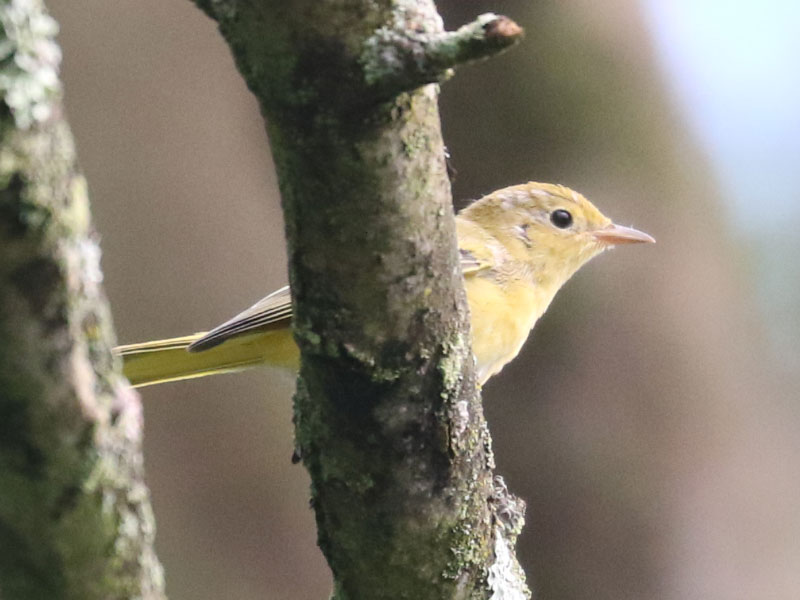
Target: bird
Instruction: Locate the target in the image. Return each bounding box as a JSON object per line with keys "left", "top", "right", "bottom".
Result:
{"left": 116, "top": 182, "right": 654, "bottom": 387}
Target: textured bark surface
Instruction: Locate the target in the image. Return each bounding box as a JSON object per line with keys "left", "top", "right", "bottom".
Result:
{"left": 194, "top": 1, "right": 527, "bottom": 598}
{"left": 0, "top": 1, "right": 164, "bottom": 598}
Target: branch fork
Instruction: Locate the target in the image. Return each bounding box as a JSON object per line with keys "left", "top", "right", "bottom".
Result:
{"left": 362, "top": 13, "right": 523, "bottom": 99}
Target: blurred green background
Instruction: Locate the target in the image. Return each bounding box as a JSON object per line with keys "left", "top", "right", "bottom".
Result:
{"left": 45, "top": 1, "right": 800, "bottom": 598}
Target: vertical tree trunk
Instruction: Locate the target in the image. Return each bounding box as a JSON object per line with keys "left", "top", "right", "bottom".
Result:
{"left": 193, "top": 1, "right": 527, "bottom": 597}
{"left": 0, "top": 1, "right": 164, "bottom": 598}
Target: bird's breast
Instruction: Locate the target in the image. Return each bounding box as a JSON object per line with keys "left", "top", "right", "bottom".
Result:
{"left": 464, "top": 275, "right": 543, "bottom": 384}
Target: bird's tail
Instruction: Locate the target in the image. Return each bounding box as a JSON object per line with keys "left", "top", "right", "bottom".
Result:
{"left": 115, "top": 329, "right": 297, "bottom": 388}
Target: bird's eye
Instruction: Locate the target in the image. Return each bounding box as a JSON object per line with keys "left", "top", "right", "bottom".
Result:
{"left": 550, "top": 209, "right": 573, "bottom": 229}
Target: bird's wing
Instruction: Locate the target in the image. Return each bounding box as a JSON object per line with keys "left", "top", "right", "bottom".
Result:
{"left": 459, "top": 248, "right": 492, "bottom": 275}
{"left": 188, "top": 285, "right": 293, "bottom": 352}
{"left": 190, "top": 225, "right": 492, "bottom": 353}
{"left": 457, "top": 217, "right": 495, "bottom": 276}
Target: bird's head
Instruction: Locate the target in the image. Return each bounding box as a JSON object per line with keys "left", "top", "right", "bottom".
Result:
{"left": 462, "top": 181, "right": 654, "bottom": 284}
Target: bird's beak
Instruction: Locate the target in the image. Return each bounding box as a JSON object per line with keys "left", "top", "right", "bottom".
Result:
{"left": 593, "top": 223, "right": 655, "bottom": 246}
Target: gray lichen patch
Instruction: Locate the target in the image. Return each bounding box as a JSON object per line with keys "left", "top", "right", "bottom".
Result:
{"left": 0, "top": 0, "right": 61, "bottom": 130}
{"left": 0, "top": 1, "right": 164, "bottom": 597}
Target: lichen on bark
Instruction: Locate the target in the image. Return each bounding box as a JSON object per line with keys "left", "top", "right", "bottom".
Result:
{"left": 194, "top": 1, "right": 528, "bottom": 598}
{"left": 0, "top": 1, "right": 164, "bottom": 598}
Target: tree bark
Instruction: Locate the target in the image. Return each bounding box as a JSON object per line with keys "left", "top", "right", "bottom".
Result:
{"left": 193, "top": 1, "right": 527, "bottom": 598}
{"left": 0, "top": 1, "right": 164, "bottom": 598}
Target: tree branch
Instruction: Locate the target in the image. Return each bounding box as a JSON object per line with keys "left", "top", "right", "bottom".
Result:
{"left": 195, "top": 1, "right": 529, "bottom": 598}
{"left": 0, "top": 1, "right": 164, "bottom": 597}
{"left": 363, "top": 13, "right": 523, "bottom": 100}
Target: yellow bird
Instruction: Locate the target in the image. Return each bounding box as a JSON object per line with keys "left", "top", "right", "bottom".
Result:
{"left": 117, "top": 182, "right": 654, "bottom": 387}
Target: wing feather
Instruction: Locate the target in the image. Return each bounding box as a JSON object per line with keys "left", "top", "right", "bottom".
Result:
{"left": 188, "top": 285, "right": 293, "bottom": 352}
{"left": 189, "top": 220, "right": 495, "bottom": 355}
{"left": 456, "top": 216, "right": 494, "bottom": 276}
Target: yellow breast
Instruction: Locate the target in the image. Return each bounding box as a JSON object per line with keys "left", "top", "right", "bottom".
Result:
{"left": 464, "top": 274, "right": 542, "bottom": 384}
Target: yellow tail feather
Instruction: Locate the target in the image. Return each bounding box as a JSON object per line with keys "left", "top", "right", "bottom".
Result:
{"left": 116, "top": 329, "right": 299, "bottom": 388}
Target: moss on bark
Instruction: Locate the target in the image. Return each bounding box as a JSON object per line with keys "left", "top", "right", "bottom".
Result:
{"left": 195, "top": 1, "right": 528, "bottom": 598}
{"left": 0, "top": 1, "right": 164, "bottom": 598}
